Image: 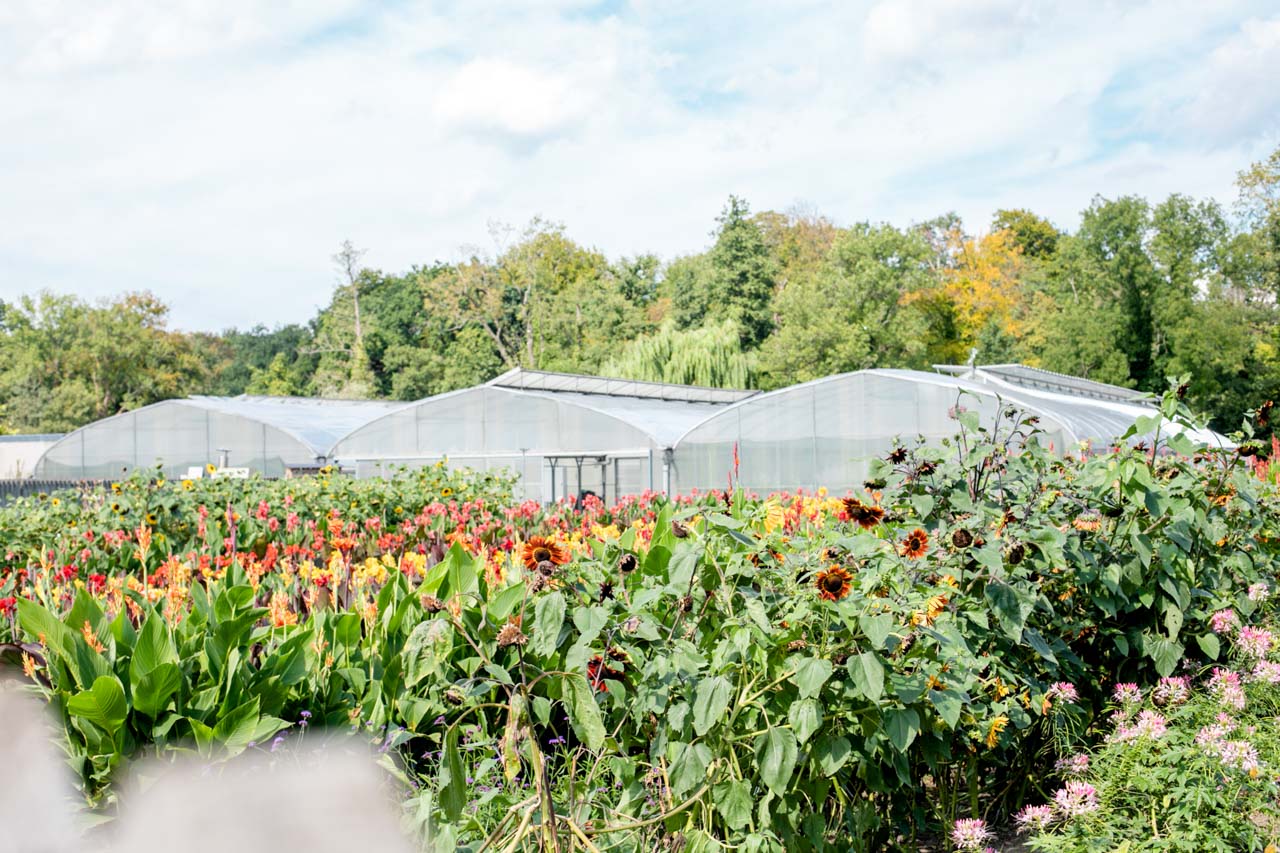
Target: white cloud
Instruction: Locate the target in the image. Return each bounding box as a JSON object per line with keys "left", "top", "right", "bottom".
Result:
{"left": 0, "top": 1, "right": 1277, "bottom": 331}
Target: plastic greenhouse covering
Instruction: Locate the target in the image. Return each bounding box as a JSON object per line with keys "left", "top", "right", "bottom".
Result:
{"left": 27, "top": 366, "right": 1230, "bottom": 498}
{"left": 34, "top": 396, "right": 405, "bottom": 480}
{"left": 329, "top": 381, "right": 733, "bottom": 502}
{"left": 668, "top": 369, "right": 1230, "bottom": 495}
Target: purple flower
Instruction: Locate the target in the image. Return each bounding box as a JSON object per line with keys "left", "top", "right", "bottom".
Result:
{"left": 270, "top": 735, "right": 287, "bottom": 753}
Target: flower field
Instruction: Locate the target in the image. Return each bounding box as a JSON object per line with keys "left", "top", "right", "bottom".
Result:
{"left": 2, "top": 393, "right": 1280, "bottom": 851}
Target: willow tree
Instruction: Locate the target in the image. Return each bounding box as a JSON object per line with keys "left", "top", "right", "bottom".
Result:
{"left": 601, "top": 320, "right": 754, "bottom": 388}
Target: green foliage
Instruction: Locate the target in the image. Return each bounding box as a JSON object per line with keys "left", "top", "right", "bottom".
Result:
{"left": 5, "top": 387, "right": 1280, "bottom": 851}
{"left": 6, "top": 145, "right": 1280, "bottom": 436}
{"left": 758, "top": 222, "right": 933, "bottom": 387}
{"left": 601, "top": 319, "right": 755, "bottom": 387}
{"left": 1027, "top": 638, "right": 1280, "bottom": 852}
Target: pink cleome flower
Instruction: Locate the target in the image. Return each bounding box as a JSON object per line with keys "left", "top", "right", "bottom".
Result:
{"left": 1251, "top": 660, "right": 1280, "bottom": 684}
{"left": 1014, "top": 804, "right": 1055, "bottom": 833}
{"left": 1152, "top": 675, "right": 1190, "bottom": 706}
{"left": 1054, "top": 753, "right": 1091, "bottom": 775}
{"left": 1052, "top": 781, "right": 1100, "bottom": 819}
{"left": 950, "top": 818, "right": 992, "bottom": 851}
{"left": 1210, "top": 609, "right": 1240, "bottom": 634}
{"left": 1046, "top": 682, "right": 1079, "bottom": 704}
{"left": 1236, "top": 626, "right": 1274, "bottom": 660}
{"left": 1208, "top": 667, "right": 1246, "bottom": 711}
{"left": 1111, "top": 682, "right": 1142, "bottom": 706}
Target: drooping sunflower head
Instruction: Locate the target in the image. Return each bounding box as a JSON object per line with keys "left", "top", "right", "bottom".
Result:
{"left": 901, "top": 528, "right": 929, "bottom": 559}
{"left": 521, "top": 536, "right": 568, "bottom": 570}
{"left": 887, "top": 446, "right": 909, "bottom": 464}
{"left": 814, "top": 565, "right": 854, "bottom": 602}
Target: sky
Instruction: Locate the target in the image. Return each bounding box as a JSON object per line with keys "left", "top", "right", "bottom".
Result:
{"left": 2, "top": 0, "right": 1279, "bottom": 332}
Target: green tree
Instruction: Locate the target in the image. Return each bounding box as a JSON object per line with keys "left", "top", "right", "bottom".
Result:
{"left": 1236, "top": 144, "right": 1280, "bottom": 296}
{"left": 757, "top": 222, "right": 932, "bottom": 387}
{"left": 991, "top": 208, "right": 1060, "bottom": 259}
{"left": 0, "top": 291, "right": 210, "bottom": 433}
{"left": 706, "top": 196, "right": 777, "bottom": 348}
{"left": 601, "top": 320, "right": 754, "bottom": 388}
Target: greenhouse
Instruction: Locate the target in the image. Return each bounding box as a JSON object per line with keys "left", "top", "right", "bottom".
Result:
{"left": 25, "top": 364, "right": 1230, "bottom": 497}
{"left": 33, "top": 396, "right": 405, "bottom": 480}
{"left": 668, "top": 366, "right": 1230, "bottom": 494}
{"left": 329, "top": 368, "right": 757, "bottom": 501}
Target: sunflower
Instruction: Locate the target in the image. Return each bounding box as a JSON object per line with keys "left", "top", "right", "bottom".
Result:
{"left": 521, "top": 536, "right": 569, "bottom": 571}
{"left": 842, "top": 498, "right": 885, "bottom": 530}
{"left": 145, "top": 512, "right": 158, "bottom": 526}
{"left": 441, "top": 488, "right": 453, "bottom": 498}
{"left": 887, "top": 446, "right": 909, "bottom": 464}
{"left": 814, "top": 565, "right": 854, "bottom": 602}
{"left": 900, "top": 528, "right": 929, "bottom": 559}
{"left": 985, "top": 714, "right": 1009, "bottom": 749}
{"left": 205, "top": 463, "right": 217, "bottom": 474}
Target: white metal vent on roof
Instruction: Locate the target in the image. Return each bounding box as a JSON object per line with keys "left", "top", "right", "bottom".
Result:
{"left": 934, "top": 363, "right": 1147, "bottom": 404}
{"left": 487, "top": 367, "right": 757, "bottom": 405}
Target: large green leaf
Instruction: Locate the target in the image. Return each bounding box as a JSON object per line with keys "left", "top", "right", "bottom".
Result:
{"left": 133, "top": 662, "right": 181, "bottom": 718}
{"left": 529, "top": 592, "right": 566, "bottom": 658}
{"left": 791, "top": 657, "right": 833, "bottom": 700}
{"left": 669, "top": 741, "right": 712, "bottom": 797}
{"left": 487, "top": 582, "right": 526, "bottom": 621}
{"left": 713, "top": 780, "right": 752, "bottom": 830}
{"left": 789, "top": 698, "right": 822, "bottom": 744}
{"left": 67, "top": 675, "right": 128, "bottom": 737}
{"left": 814, "top": 735, "right": 851, "bottom": 777}
{"left": 848, "top": 652, "right": 884, "bottom": 702}
{"left": 885, "top": 708, "right": 920, "bottom": 753}
{"left": 213, "top": 697, "right": 261, "bottom": 757}
{"left": 929, "top": 688, "right": 963, "bottom": 729}
{"left": 440, "top": 726, "right": 467, "bottom": 822}
{"left": 858, "top": 613, "right": 893, "bottom": 650}
{"left": 403, "top": 619, "right": 452, "bottom": 687}
{"left": 563, "top": 673, "right": 606, "bottom": 751}
{"left": 985, "top": 580, "right": 1033, "bottom": 641}
{"left": 130, "top": 610, "right": 178, "bottom": 684}
{"left": 754, "top": 728, "right": 797, "bottom": 796}
{"left": 693, "top": 675, "right": 733, "bottom": 737}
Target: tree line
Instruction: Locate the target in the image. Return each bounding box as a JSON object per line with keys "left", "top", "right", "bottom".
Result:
{"left": 2, "top": 145, "right": 1278, "bottom": 436}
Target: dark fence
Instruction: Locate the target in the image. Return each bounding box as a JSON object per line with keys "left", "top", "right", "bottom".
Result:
{"left": 0, "top": 479, "right": 106, "bottom": 505}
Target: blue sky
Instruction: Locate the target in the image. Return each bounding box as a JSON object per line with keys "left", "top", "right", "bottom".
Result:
{"left": 2, "top": 0, "right": 1278, "bottom": 331}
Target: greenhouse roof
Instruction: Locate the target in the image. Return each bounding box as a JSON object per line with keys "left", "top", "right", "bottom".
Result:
{"left": 488, "top": 367, "right": 757, "bottom": 405}
{"left": 182, "top": 395, "right": 407, "bottom": 456}
{"left": 934, "top": 363, "right": 1147, "bottom": 403}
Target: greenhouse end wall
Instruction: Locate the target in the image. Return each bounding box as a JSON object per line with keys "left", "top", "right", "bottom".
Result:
{"left": 670, "top": 372, "right": 1071, "bottom": 495}
{"left": 34, "top": 403, "right": 321, "bottom": 480}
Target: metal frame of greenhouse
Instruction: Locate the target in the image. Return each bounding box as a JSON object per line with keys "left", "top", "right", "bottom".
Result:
{"left": 25, "top": 365, "right": 1232, "bottom": 499}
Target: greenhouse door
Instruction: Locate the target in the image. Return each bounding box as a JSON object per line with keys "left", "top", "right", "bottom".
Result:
{"left": 542, "top": 451, "right": 654, "bottom": 505}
